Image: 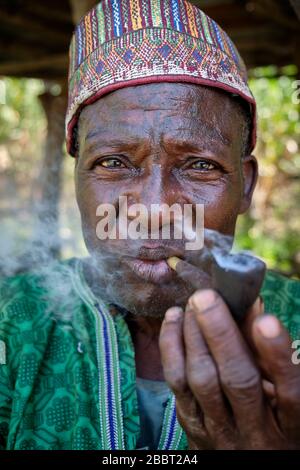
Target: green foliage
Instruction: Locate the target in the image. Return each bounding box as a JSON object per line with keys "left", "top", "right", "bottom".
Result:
{"left": 0, "top": 77, "right": 45, "bottom": 173}
{"left": 0, "top": 78, "right": 46, "bottom": 261}
{"left": 0, "top": 77, "right": 45, "bottom": 139}
{"left": 235, "top": 67, "right": 300, "bottom": 277}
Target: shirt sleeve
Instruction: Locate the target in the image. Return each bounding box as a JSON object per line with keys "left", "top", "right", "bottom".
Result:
{"left": 261, "top": 270, "right": 300, "bottom": 341}
{"left": 0, "top": 275, "right": 22, "bottom": 450}
{"left": 0, "top": 360, "right": 12, "bottom": 450}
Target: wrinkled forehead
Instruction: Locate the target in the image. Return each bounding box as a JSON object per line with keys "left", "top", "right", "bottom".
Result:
{"left": 77, "top": 82, "right": 241, "bottom": 149}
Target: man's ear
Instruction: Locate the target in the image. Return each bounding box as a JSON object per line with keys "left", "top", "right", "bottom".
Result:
{"left": 238, "top": 154, "right": 258, "bottom": 214}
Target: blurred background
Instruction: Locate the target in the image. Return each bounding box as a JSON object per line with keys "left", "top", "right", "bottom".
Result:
{"left": 0, "top": 0, "right": 299, "bottom": 278}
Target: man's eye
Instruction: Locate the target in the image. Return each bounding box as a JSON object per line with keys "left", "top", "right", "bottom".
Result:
{"left": 190, "top": 160, "right": 216, "bottom": 171}
{"left": 99, "top": 158, "right": 125, "bottom": 168}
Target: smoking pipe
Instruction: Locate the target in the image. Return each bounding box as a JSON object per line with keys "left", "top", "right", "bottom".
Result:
{"left": 167, "top": 251, "right": 266, "bottom": 322}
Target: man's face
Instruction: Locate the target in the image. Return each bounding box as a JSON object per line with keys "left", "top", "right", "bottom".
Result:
{"left": 75, "top": 83, "right": 257, "bottom": 317}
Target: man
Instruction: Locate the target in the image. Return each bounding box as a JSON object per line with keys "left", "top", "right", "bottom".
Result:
{"left": 0, "top": 0, "right": 299, "bottom": 450}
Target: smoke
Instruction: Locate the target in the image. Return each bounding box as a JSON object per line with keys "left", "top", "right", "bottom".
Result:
{"left": 0, "top": 172, "right": 87, "bottom": 277}
{"left": 0, "top": 192, "right": 263, "bottom": 322}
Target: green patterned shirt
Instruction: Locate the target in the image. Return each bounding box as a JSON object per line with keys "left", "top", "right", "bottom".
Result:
{"left": 0, "top": 258, "right": 299, "bottom": 450}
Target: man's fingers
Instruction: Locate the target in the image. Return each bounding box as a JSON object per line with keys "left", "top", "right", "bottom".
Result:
{"left": 241, "top": 297, "right": 274, "bottom": 382}
{"left": 188, "top": 289, "right": 265, "bottom": 435}
{"left": 184, "top": 308, "right": 223, "bottom": 412}
{"left": 159, "top": 306, "right": 208, "bottom": 447}
{"left": 159, "top": 306, "right": 193, "bottom": 407}
{"left": 159, "top": 307, "right": 187, "bottom": 394}
{"left": 252, "top": 315, "right": 300, "bottom": 441}
{"left": 262, "top": 379, "right": 276, "bottom": 399}
{"left": 241, "top": 296, "right": 264, "bottom": 348}
{"left": 175, "top": 395, "right": 209, "bottom": 449}
{"left": 183, "top": 308, "right": 234, "bottom": 446}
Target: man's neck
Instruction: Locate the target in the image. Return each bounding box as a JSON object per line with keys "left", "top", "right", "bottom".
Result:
{"left": 126, "top": 315, "right": 165, "bottom": 382}
{"left": 81, "top": 260, "right": 166, "bottom": 381}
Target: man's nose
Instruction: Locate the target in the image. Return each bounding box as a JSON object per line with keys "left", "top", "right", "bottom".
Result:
{"left": 124, "top": 164, "right": 180, "bottom": 206}
{"left": 123, "top": 164, "right": 186, "bottom": 228}
{"left": 141, "top": 164, "right": 167, "bottom": 205}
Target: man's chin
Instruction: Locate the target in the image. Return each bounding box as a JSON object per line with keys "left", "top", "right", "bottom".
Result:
{"left": 106, "top": 277, "right": 192, "bottom": 318}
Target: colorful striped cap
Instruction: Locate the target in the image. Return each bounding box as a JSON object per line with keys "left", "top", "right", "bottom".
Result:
{"left": 66, "top": 0, "right": 256, "bottom": 156}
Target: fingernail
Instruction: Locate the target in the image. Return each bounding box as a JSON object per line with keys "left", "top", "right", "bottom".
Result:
{"left": 259, "top": 296, "right": 265, "bottom": 313}
{"left": 190, "top": 289, "right": 217, "bottom": 313}
{"left": 252, "top": 296, "right": 264, "bottom": 315}
{"left": 164, "top": 307, "right": 183, "bottom": 322}
{"left": 256, "top": 315, "right": 281, "bottom": 338}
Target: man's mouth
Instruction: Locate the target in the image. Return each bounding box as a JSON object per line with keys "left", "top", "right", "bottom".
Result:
{"left": 123, "top": 244, "right": 183, "bottom": 284}
{"left": 126, "top": 258, "right": 173, "bottom": 283}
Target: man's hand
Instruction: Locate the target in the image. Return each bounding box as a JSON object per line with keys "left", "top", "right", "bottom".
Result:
{"left": 159, "top": 289, "right": 300, "bottom": 449}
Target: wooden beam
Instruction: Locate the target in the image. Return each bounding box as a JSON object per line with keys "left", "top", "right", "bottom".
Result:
{"left": 253, "top": 0, "right": 300, "bottom": 31}
{"left": 33, "top": 84, "right": 68, "bottom": 262}
{"left": 290, "top": 0, "right": 300, "bottom": 20}
{"left": 227, "top": 25, "right": 287, "bottom": 40}
{"left": 236, "top": 38, "right": 292, "bottom": 55}
{"left": 69, "top": 0, "right": 98, "bottom": 24}
{"left": 0, "top": 55, "right": 68, "bottom": 76}
{"left": 0, "top": 41, "right": 58, "bottom": 62}
{"left": 0, "top": 30, "right": 69, "bottom": 55}
{"left": 0, "top": 71, "right": 68, "bottom": 80}
{"left": 0, "top": 8, "right": 71, "bottom": 46}
{"left": 200, "top": 5, "right": 268, "bottom": 32}
{"left": 26, "top": 1, "right": 72, "bottom": 25}
{"left": 192, "top": 0, "right": 234, "bottom": 6}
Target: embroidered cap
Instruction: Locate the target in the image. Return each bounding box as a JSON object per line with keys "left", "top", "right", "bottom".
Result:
{"left": 66, "top": 0, "right": 256, "bottom": 156}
